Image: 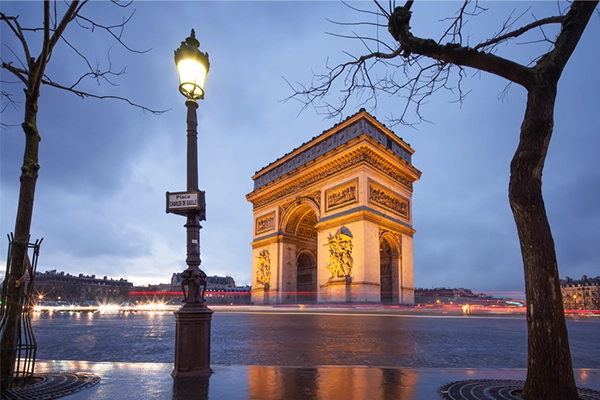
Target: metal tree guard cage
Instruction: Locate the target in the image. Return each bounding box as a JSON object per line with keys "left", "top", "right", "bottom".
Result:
{"left": 0, "top": 233, "right": 43, "bottom": 389}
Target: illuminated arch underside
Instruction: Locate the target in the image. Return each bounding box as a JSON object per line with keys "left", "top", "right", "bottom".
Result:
{"left": 286, "top": 208, "right": 317, "bottom": 238}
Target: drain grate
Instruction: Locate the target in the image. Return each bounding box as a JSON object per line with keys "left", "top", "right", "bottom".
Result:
{"left": 438, "top": 379, "right": 600, "bottom": 400}
{"left": 1, "top": 373, "right": 100, "bottom": 400}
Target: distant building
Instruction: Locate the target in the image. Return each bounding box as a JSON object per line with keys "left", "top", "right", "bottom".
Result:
{"left": 414, "top": 287, "right": 524, "bottom": 307}
{"left": 34, "top": 270, "right": 133, "bottom": 304}
{"left": 133, "top": 283, "right": 172, "bottom": 293}
{"left": 170, "top": 273, "right": 251, "bottom": 305}
{"left": 561, "top": 275, "right": 600, "bottom": 310}
{"left": 414, "top": 287, "right": 480, "bottom": 304}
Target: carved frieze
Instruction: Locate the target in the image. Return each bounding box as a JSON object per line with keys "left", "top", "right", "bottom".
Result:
{"left": 255, "top": 212, "right": 276, "bottom": 235}
{"left": 325, "top": 179, "right": 358, "bottom": 212}
{"left": 369, "top": 180, "right": 409, "bottom": 219}
{"left": 250, "top": 146, "right": 416, "bottom": 210}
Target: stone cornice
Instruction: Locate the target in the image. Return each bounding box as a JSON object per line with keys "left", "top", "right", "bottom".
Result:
{"left": 251, "top": 110, "right": 416, "bottom": 190}
{"left": 252, "top": 232, "right": 317, "bottom": 248}
{"left": 317, "top": 207, "right": 416, "bottom": 236}
{"left": 251, "top": 233, "right": 280, "bottom": 248}
{"left": 247, "top": 139, "right": 421, "bottom": 210}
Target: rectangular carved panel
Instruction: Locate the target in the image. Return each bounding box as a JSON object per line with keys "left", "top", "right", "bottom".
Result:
{"left": 368, "top": 180, "right": 409, "bottom": 219}
{"left": 325, "top": 179, "right": 358, "bottom": 212}
{"left": 255, "top": 211, "right": 276, "bottom": 235}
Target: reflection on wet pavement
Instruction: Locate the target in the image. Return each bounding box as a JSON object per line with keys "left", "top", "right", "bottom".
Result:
{"left": 31, "top": 311, "right": 600, "bottom": 370}
{"left": 34, "top": 361, "right": 600, "bottom": 400}
{"left": 246, "top": 366, "right": 418, "bottom": 400}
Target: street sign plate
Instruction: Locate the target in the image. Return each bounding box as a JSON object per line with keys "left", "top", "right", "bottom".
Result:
{"left": 166, "top": 191, "right": 206, "bottom": 220}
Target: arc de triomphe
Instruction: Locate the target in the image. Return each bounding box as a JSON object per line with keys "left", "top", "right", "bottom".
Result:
{"left": 246, "top": 109, "right": 421, "bottom": 304}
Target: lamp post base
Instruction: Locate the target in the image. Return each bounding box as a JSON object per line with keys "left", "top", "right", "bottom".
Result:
{"left": 172, "top": 305, "right": 214, "bottom": 377}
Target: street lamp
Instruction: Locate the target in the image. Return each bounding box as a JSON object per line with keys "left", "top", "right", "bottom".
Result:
{"left": 169, "top": 29, "right": 213, "bottom": 377}
{"left": 175, "top": 29, "right": 209, "bottom": 101}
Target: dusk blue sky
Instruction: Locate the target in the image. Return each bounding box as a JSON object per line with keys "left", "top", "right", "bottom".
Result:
{"left": 1, "top": 1, "right": 599, "bottom": 295}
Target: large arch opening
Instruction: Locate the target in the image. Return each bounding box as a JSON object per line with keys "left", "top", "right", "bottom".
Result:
{"left": 297, "top": 252, "right": 317, "bottom": 303}
{"left": 283, "top": 205, "right": 318, "bottom": 304}
{"left": 380, "top": 238, "right": 394, "bottom": 304}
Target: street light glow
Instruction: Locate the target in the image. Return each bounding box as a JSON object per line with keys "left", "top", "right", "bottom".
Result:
{"left": 174, "top": 29, "right": 210, "bottom": 100}
{"left": 176, "top": 59, "right": 208, "bottom": 100}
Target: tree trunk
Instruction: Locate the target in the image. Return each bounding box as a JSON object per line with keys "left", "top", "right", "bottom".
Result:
{"left": 508, "top": 73, "right": 577, "bottom": 399}
{"left": 0, "top": 93, "right": 41, "bottom": 390}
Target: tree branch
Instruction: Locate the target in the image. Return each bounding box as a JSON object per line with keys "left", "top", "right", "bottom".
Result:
{"left": 388, "top": 5, "right": 534, "bottom": 88}
{"left": 75, "top": 8, "right": 150, "bottom": 54}
{"left": 1, "top": 62, "right": 29, "bottom": 85}
{"left": 31, "top": 1, "right": 83, "bottom": 101}
{"left": 438, "top": 1, "right": 487, "bottom": 46}
{"left": 326, "top": 31, "right": 397, "bottom": 54}
{"left": 373, "top": 0, "right": 390, "bottom": 19}
{"left": 541, "top": 1, "right": 598, "bottom": 77}
{"left": 40, "top": 77, "right": 168, "bottom": 115}
{"left": 1, "top": 89, "right": 21, "bottom": 127}
{"left": 284, "top": 46, "right": 404, "bottom": 120}
{"left": 1, "top": 1, "right": 164, "bottom": 121}
{"left": 288, "top": 1, "right": 595, "bottom": 127}
{"left": 474, "top": 15, "right": 565, "bottom": 51}
{"left": 0, "top": 13, "right": 32, "bottom": 68}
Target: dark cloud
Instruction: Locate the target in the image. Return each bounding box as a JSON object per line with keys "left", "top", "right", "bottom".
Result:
{"left": 2, "top": 2, "right": 599, "bottom": 294}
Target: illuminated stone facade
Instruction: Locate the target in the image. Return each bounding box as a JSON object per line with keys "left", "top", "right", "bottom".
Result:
{"left": 561, "top": 275, "right": 600, "bottom": 310}
{"left": 246, "top": 110, "right": 421, "bottom": 304}
{"left": 33, "top": 270, "right": 133, "bottom": 304}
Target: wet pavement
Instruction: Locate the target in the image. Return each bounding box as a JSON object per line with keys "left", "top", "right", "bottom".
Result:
{"left": 31, "top": 308, "right": 600, "bottom": 368}
{"left": 25, "top": 307, "right": 600, "bottom": 399}
{"left": 32, "top": 361, "right": 600, "bottom": 400}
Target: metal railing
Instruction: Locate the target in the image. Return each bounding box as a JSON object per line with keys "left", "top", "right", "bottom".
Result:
{"left": 0, "top": 234, "right": 43, "bottom": 389}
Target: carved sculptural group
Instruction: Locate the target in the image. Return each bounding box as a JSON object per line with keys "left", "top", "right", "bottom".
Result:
{"left": 326, "top": 227, "right": 354, "bottom": 279}
{"left": 255, "top": 249, "right": 271, "bottom": 287}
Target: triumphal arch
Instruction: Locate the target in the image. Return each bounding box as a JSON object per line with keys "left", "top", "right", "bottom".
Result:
{"left": 246, "top": 109, "right": 421, "bottom": 305}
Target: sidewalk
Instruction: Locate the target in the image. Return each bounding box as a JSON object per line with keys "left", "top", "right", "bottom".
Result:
{"left": 31, "top": 360, "right": 600, "bottom": 400}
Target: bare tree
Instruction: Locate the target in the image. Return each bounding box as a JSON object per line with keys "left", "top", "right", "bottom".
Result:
{"left": 289, "top": 1, "right": 598, "bottom": 399}
{"left": 0, "top": 0, "right": 165, "bottom": 388}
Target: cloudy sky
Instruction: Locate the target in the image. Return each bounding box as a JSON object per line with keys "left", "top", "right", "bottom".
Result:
{"left": 1, "top": 1, "right": 598, "bottom": 295}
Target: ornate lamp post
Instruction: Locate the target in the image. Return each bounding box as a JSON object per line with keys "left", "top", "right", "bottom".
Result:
{"left": 168, "top": 29, "right": 213, "bottom": 377}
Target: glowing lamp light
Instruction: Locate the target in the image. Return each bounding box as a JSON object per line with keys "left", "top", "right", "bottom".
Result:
{"left": 174, "top": 29, "right": 210, "bottom": 100}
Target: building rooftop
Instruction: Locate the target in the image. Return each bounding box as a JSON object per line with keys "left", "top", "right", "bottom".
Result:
{"left": 561, "top": 275, "right": 600, "bottom": 286}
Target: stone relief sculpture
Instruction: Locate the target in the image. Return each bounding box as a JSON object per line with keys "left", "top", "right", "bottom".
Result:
{"left": 326, "top": 227, "right": 354, "bottom": 279}
{"left": 326, "top": 181, "right": 357, "bottom": 211}
{"left": 255, "top": 249, "right": 271, "bottom": 287}
{"left": 256, "top": 212, "right": 275, "bottom": 235}
{"left": 369, "top": 184, "right": 409, "bottom": 218}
